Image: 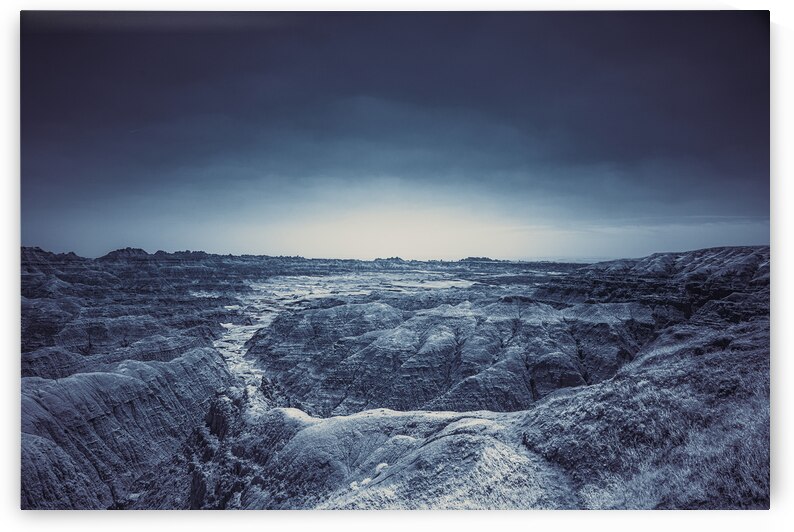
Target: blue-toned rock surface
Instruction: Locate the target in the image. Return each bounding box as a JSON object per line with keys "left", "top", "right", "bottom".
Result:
{"left": 20, "top": 246, "right": 769, "bottom": 509}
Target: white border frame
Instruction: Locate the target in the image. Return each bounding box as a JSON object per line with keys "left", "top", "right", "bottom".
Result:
{"left": 2, "top": 2, "right": 790, "bottom": 531}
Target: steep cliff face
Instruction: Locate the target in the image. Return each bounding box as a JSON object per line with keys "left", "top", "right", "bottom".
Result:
{"left": 21, "top": 349, "right": 233, "bottom": 509}
{"left": 20, "top": 246, "right": 769, "bottom": 509}
{"left": 21, "top": 249, "right": 243, "bottom": 509}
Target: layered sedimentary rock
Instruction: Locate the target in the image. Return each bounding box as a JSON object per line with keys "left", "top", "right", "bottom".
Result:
{"left": 20, "top": 245, "right": 769, "bottom": 509}
{"left": 245, "top": 249, "right": 759, "bottom": 416}
{"left": 22, "top": 349, "right": 233, "bottom": 509}
{"left": 21, "top": 248, "right": 244, "bottom": 508}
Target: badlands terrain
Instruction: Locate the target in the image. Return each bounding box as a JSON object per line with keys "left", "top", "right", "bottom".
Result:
{"left": 20, "top": 246, "right": 770, "bottom": 509}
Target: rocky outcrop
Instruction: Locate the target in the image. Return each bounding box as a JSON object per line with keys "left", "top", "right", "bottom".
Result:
{"left": 20, "top": 248, "right": 248, "bottom": 508}
{"left": 20, "top": 245, "right": 769, "bottom": 509}
{"left": 21, "top": 349, "right": 233, "bottom": 509}
{"left": 182, "top": 289, "right": 768, "bottom": 509}
{"left": 246, "top": 287, "right": 662, "bottom": 415}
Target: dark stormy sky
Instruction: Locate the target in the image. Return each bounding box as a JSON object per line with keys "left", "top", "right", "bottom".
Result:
{"left": 21, "top": 11, "right": 769, "bottom": 260}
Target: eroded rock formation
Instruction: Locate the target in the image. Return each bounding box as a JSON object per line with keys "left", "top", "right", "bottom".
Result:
{"left": 21, "top": 246, "right": 769, "bottom": 509}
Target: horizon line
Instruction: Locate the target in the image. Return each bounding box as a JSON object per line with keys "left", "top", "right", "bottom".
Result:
{"left": 20, "top": 243, "right": 771, "bottom": 265}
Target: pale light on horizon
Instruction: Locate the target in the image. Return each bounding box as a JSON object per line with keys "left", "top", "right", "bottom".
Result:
{"left": 217, "top": 207, "right": 770, "bottom": 262}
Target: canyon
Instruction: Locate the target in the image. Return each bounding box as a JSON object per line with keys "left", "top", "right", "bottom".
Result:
{"left": 21, "top": 246, "right": 770, "bottom": 509}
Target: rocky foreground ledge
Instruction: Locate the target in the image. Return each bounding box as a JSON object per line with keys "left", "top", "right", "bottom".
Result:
{"left": 21, "top": 246, "right": 769, "bottom": 509}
